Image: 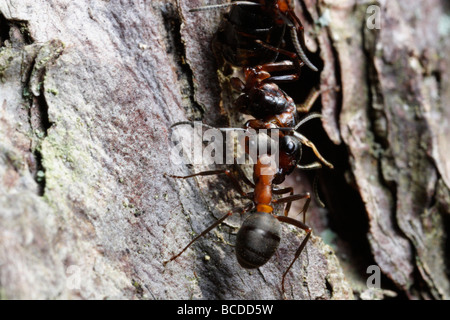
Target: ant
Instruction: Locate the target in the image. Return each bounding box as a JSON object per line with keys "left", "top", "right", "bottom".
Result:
{"left": 230, "top": 40, "right": 336, "bottom": 172}
{"left": 190, "top": 0, "right": 319, "bottom": 71}
{"left": 164, "top": 98, "right": 332, "bottom": 297}
{"left": 163, "top": 151, "right": 313, "bottom": 298}
{"left": 190, "top": 0, "right": 335, "bottom": 171}
{"left": 163, "top": 0, "right": 336, "bottom": 298}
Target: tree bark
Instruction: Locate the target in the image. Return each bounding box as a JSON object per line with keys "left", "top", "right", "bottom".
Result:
{"left": 0, "top": 0, "right": 448, "bottom": 300}
{"left": 321, "top": 0, "right": 450, "bottom": 299}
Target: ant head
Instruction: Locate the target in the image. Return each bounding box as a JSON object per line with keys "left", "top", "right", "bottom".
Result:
{"left": 274, "top": 135, "right": 302, "bottom": 183}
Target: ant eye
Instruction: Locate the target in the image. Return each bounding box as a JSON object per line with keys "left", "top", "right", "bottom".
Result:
{"left": 286, "top": 141, "right": 295, "bottom": 153}
{"left": 281, "top": 136, "right": 298, "bottom": 155}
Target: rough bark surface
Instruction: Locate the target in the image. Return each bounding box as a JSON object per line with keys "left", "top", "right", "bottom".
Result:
{"left": 0, "top": 0, "right": 448, "bottom": 300}
{"left": 322, "top": 0, "right": 450, "bottom": 299}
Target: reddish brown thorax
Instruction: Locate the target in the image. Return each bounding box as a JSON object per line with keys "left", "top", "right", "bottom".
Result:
{"left": 253, "top": 154, "right": 277, "bottom": 213}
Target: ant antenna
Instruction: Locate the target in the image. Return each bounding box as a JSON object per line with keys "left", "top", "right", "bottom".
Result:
{"left": 171, "top": 121, "right": 297, "bottom": 133}
{"left": 170, "top": 121, "right": 255, "bottom": 133}
{"left": 292, "top": 131, "right": 333, "bottom": 169}
{"left": 189, "top": 1, "right": 261, "bottom": 13}
{"left": 291, "top": 114, "right": 334, "bottom": 169}
{"left": 289, "top": 28, "right": 318, "bottom": 72}
{"left": 294, "top": 112, "right": 322, "bottom": 131}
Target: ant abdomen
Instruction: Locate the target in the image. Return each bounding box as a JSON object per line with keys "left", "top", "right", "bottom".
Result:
{"left": 236, "top": 212, "right": 281, "bottom": 268}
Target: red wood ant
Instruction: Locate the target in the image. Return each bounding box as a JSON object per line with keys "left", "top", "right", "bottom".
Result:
{"left": 165, "top": 87, "right": 333, "bottom": 297}
{"left": 190, "top": 1, "right": 334, "bottom": 171}
{"left": 190, "top": 0, "right": 319, "bottom": 71}
{"left": 230, "top": 41, "right": 335, "bottom": 173}
{"left": 164, "top": 0, "right": 335, "bottom": 298}
{"left": 163, "top": 152, "right": 313, "bottom": 298}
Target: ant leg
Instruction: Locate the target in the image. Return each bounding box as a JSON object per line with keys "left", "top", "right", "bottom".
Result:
{"left": 163, "top": 203, "right": 253, "bottom": 265}
{"left": 273, "top": 186, "right": 294, "bottom": 195}
{"left": 250, "top": 59, "right": 300, "bottom": 83}
{"left": 275, "top": 215, "right": 312, "bottom": 298}
{"left": 255, "top": 40, "right": 304, "bottom": 74}
{"left": 296, "top": 86, "right": 340, "bottom": 114}
{"left": 296, "top": 87, "right": 322, "bottom": 114}
{"left": 264, "top": 74, "right": 300, "bottom": 83}
{"left": 272, "top": 192, "right": 311, "bottom": 222}
{"left": 258, "top": 60, "right": 297, "bottom": 73}
{"left": 273, "top": 186, "right": 294, "bottom": 217}
{"left": 312, "top": 174, "right": 325, "bottom": 208}
{"left": 163, "top": 211, "right": 233, "bottom": 265}
{"left": 165, "top": 169, "right": 251, "bottom": 199}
